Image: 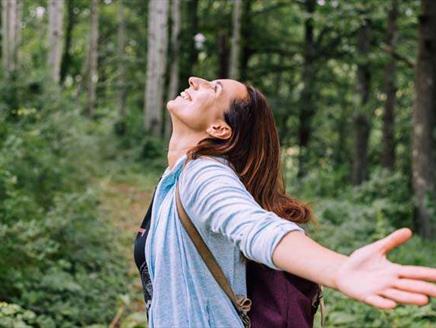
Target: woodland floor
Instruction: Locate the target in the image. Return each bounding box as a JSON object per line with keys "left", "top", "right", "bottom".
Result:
{"left": 97, "top": 168, "right": 157, "bottom": 328}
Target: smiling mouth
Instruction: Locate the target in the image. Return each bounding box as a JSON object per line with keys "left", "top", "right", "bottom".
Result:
{"left": 179, "top": 90, "right": 192, "bottom": 101}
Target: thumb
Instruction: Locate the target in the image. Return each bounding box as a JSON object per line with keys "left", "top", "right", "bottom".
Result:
{"left": 373, "top": 228, "right": 413, "bottom": 254}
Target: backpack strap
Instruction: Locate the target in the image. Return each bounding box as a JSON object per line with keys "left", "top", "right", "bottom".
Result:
{"left": 319, "top": 285, "right": 326, "bottom": 327}
{"left": 175, "top": 180, "right": 252, "bottom": 322}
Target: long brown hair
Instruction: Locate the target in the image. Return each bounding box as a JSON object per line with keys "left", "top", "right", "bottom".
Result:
{"left": 187, "top": 83, "right": 316, "bottom": 225}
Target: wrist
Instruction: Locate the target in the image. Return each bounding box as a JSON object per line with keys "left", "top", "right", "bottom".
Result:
{"left": 328, "top": 254, "right": 348, "bottom": 290}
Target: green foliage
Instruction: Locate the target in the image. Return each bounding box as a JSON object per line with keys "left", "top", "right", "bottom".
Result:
{"left": 0, "top": 80, "right": 128, "bottom": 326}
{"left": 302, "top": 169, "right": 435, "bottom": 327}
{"left": 0, "top": 302, "right": 39, "bottom": 328}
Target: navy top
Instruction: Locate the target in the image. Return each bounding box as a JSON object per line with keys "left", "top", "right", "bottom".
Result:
{"left": 133, "top": 184, "right": 159, "bottom": 319}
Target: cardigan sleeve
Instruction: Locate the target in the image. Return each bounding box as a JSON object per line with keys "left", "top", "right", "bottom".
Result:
{"left": 178, "top": 156, "right": 306, "bottom": 270}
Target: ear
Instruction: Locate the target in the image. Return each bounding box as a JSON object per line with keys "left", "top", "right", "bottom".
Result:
{"left": 206, "top": 120, "right": 232, "bottom": 140}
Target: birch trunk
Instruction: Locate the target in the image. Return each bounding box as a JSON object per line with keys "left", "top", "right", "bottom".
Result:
{"left": 229, "top": 0, "right": 242, "bottom": 79}
{"left": 412, "top": 0, "right": 436, "bottom": 239}
{"left": 2, "top": 0, "right": 21, "bottom": 75}
{"left": 117, "top": 0, "right": 127, "bottom": 126}
{"left": 165, "top": 0, "right": 181, "bottom": 138}
{"left": 48, "top": 0, "right": 64, "bottom": 83}
{"left": 86, "top": 0, "right": 99, "bottom": 117}
{"left": 144, "top": 0, "right": 169, "bottom": 135}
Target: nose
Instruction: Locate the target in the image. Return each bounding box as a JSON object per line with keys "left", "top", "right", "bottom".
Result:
{"left": 188, "top": 76, "right": 198, "bottom": 89}
{"left": 189, "top": 76, "right": 209, "bottom": 90}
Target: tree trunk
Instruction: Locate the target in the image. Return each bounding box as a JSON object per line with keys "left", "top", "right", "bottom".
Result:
{"left": 240, "top": 0, "right": 253, "bottom": 81}
{"left": 144, "top": 0, "right": 169, "bottom": 135}
{"left": 334, "top": 97, "right": 348, "bottom": 168}
{"left": 86, "top": 0, "right": 99, "bottom": 117}
{"left": 229, "top": 0, "right": 242, "bottom": 79}
{"left": 180, "top": 0, "right": 198, "bottom": 87}
{"left": 165, "top": 0, "right": 181, "bottom": 139}
{"left": 116, "top": 0, "right": 127, "bottom": 132}
{"left": 217, "top": 29, "right": 230, "bottom": 78}
{"left": 47, "top": 0, "right": 64, "bottom": 83}
{"left": 2, "top": 0, "right": 21, "bottom": 75}
{"left": 297, "top": 0, "right": 316, "bottom": 178}
{"left": 352, "top": 19, "right": 372, "bottom": 185}
{"left": 382, "top": 0, "right": 399, "bottom": 170}
{"left": 412, "top": 0, "right": 436, "bottom": 239}
{"left": 60, "top": 0, "right": 76, "bottom": 85}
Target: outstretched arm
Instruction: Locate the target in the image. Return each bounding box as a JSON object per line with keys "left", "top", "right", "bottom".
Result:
{"left": 272, "top": 227, "right": 436, "bottom": 309}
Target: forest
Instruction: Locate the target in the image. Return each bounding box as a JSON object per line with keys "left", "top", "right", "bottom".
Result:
{"left": 0, "top": 0, "right": 435, "bottom": 327}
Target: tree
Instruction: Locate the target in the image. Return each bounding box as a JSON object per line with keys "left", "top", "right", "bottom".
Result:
{"left": 60, "top": 0, "right": 77, "bottom": 85}
{"left": 352, "top": 18, "right": 372, "bottom": 185}
{"left": 412, "top": 0, "right": 436, "bottom": 239}
{"left": 144, "top": 0, "right": 169, "bottom": 135}
{"left": 382, "top": 0, "right": 399, "bottom": 170}
{"left": 217, "top": 29, "right": 230, "bottom": 78}
{"left": 297, "top": 0, "right": 317, "bottom": 178}
{"left": 1, "top": 0, "right": 22, "bottom": 75}
{"left": 47, "top": 0, "right": 64, "bottom": 83}
{"left": 86, "top": 0, "right": 99, "bottom": 117}
{"left": 116, "top": 0, "right": 127, "bottom": 132}
{"left": 179, "top": 0, "right": 198, "bottom": 87}
{"left": 166, "top": 0, "right": 182, "bottom": 138}
{"left": 240, "top": 0, "right": 253, "bottom": 82}
{"left": 229, "top": 0, "right": 242, "bottom": 79}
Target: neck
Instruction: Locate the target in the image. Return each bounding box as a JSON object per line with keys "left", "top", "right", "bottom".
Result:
{"left": 167, "top": 128, "right": 207, "bottom": 170}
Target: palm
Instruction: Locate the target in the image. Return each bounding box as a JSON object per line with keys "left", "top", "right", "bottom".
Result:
{"left": 334, "top": 228, "right": 436, "bottom": 309}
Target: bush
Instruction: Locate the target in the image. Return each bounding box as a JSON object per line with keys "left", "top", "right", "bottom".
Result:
{"left": 300, "top": 168, "right": 436, "bottom": 327}
{"left": 0, "top": 83, "right": 128, "bottom": 326}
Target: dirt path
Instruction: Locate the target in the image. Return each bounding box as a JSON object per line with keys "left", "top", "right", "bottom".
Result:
{"left": 97, "top": 172, "right": 157, "bottom": 328}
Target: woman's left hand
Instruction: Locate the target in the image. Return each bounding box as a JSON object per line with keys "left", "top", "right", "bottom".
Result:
{"left": 334, "top": 228, "right": 436, "bottom": 309}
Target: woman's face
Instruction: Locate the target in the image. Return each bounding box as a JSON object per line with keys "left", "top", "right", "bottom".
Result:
{"left": 167, "top": 76, "right": 248, "bottom": 138}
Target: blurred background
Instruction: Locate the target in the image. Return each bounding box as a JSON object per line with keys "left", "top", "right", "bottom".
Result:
{"left": 0, "top": 0, "right": 435, "bottom": 327}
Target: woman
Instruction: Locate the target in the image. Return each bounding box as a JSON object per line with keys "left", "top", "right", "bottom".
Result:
{"left": 134, "top": 76, "right": 436, "bottom": 327}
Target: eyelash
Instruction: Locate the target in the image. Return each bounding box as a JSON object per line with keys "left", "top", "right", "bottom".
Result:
{"left": 214, "top": 85, "right": 218, "bottom": 92}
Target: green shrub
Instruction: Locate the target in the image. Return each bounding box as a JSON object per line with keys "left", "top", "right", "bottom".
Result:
{"left": 300, "top": 168, "right": 436, "bottom": 327}
{"left": 0, "top": 85, "right": 128, "bottom": 326}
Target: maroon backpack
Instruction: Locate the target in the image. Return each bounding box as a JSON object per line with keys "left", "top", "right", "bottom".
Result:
{"left": 247, "top": 259, "right": 325, "bottom": 327}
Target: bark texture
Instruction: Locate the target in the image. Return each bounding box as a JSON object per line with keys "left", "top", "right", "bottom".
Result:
{"left": 2, "top": 0, "right": 22, "bottom": 75}
{"left": 352, "top": 19, "right": 372, "bottom": 185}
{"left": 229, "top": 0, "right": 242, "bottom": 79}
{"left": 412, "top": 0, "right": 436, "bottom": 239}
{"left": 86, "top": 0, "right": 99, "bottom": 117}
{"left": 166, "top": 0, "right": 181, "bottom": 138}
{"left": 382, "top": 0, "right": 399, "bottom": 170}
{"left": 144, "top": 0, "right": 169, "bottom": 135}
{"left": 48, "top": 0, "right": 64, "bottom": 83}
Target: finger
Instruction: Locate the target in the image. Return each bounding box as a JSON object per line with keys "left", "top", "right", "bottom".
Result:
{"left": 374, "top": 228, "right": 412, "bottom": 254}
{"left": 393, "top": 278, "right": 436, "bottom": 297}
{"left": 397, "top": 265, "right": 436, "bottom": 281}
{"left": 363, "top": 294, "right": 397, "bottom": 309}
{"left": 380, "top": 288, "right": 429, "bottom": 306}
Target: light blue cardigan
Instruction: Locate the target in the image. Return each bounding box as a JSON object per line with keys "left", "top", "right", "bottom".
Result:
{"left": 145, "top": 154, "right": 306, "bottom": 327}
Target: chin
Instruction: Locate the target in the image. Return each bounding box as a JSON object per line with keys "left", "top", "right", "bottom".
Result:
{"left": 166, "top": 99, "right": 177, "bottom": 113}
